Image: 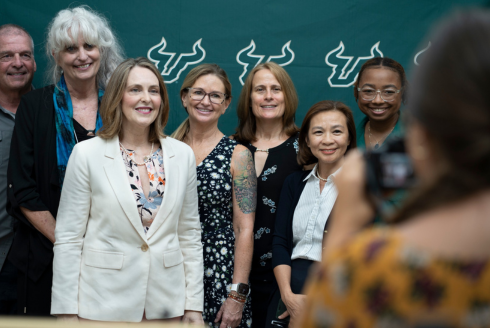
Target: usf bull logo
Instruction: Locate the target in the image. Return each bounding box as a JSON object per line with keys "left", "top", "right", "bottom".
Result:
{"left": 147, "top": 37, "right": 206, "bottom": 84}
{"left": 325, "top": 41, "right": 383, "bottom": 88}
{"left": 414, "top": 42, "right": 431, "bottom": 66}
{"left": 236, "top": 40, "right": 295, "bottom": 85}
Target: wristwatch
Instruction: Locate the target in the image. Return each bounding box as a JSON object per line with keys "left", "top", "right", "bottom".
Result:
{"left": 231, "top": 283, "right": 250, "bottom": 297}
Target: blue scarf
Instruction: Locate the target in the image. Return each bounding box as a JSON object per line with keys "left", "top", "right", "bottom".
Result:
{"left": 54, "top": 75, "right": 103, "bottom": 186}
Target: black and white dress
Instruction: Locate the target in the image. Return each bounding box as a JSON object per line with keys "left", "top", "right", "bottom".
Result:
{"left": 245, "top": 134, "right": 302, "bottom": 328}
{"left": 198, "top": 136, "right": 252, "bottom": 328}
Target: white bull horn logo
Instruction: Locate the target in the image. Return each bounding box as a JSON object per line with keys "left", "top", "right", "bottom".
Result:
{"left": 147, "top": 37, "right": 206, "bottom": 84}
{"left": 325, "top": 41, "right": 383, "bottom": 88}
{"left": 236, "top": 40, "right": 295, "bottom": 86}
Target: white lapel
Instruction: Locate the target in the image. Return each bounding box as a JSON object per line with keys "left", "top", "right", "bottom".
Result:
{"left": 146, "top": 137, "right": 179, "bottom": 240}
{"left": 103, "top": 136, "right": 147, "bottom": 242}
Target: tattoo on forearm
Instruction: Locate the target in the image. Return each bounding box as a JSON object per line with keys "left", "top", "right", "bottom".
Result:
{"left": 233, "top": 149, "right": 257, "bottom": 214}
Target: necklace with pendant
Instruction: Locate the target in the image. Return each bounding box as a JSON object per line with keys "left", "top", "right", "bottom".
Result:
{"left": 368, "top": 121, "right": 395, "bottom": 150}
{"left": 255, "top": 148, "right": 269, "bottom": 154}
{"left": 119, "top": 142, "right": 154, "bottom": 166}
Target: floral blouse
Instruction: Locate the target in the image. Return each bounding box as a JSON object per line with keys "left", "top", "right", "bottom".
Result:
{"left": 120, "top": 146, "right": 165, "bottom": 234}
{"left": 300, "top": 228, "right": 490, "bottom": 328}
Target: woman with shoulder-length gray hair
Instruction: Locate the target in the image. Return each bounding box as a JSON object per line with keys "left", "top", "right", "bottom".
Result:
{"left": 6, "top": 5, "right": 124, "bottom": 316}
{"left": 45, "top": 6, "right": 123, "bottom": 89}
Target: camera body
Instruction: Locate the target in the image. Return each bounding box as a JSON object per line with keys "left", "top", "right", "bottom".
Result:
{"left": 365, "top": 137, "right": 417, "bottom": 203}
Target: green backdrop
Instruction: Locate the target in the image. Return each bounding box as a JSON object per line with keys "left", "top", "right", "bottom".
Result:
{"left": 1, "top": 0, "right": 487, "bottom": 135}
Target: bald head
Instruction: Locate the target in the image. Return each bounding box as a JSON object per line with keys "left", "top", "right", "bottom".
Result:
{"left": 0, "top": 24, "right": 34, "bottom": 52}
{"left": 0, "top": 24, "right": 37, "bottom": 103}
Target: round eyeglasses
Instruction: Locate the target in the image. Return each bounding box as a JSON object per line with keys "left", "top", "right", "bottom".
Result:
{"left": 187, "top": 88, "right": 227, "bottom": 104}
{"left": 357, "top": 87, "right": 402, "bottom": 102}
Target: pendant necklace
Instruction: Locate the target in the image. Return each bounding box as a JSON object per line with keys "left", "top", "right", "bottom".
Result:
{"left": 368, "top": 121, "right": 395, "bottom": 150}
{"left": 255, "top": 148, "right": 269, "bottom": 154}
{"left": 120, "top": 142, "right": 154, "bottom": 166}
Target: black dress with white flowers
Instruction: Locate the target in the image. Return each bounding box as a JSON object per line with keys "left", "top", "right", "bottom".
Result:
{"left": 197, "top": 137, "right": 252, "bottom": 328}
{"left": 244, "top": 133, "right": 302, "bottom": 328}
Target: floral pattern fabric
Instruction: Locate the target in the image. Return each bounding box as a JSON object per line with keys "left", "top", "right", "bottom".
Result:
{"left": 245, "top": 134, "right": 302, "bottom": 279}
{"left": 300, "top": 228, "right": 490, "bottom": 328}
{"left": 197, "top": 137, "right": 252, "bottom": 328}
{"left": 120, "top": 146, "right": 165, "bottom": 233}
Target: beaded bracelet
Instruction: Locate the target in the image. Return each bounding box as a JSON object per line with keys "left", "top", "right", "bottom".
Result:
{"left": 228, "top": 293, "right": 246, "bottom": 303}
{"left": 228, "top": 297, "right": 246, "bottom": 306}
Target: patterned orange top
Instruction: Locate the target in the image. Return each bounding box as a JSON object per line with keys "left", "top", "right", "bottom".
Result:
{"left": 300, "top": 228, "right": 490, "bottom": 328}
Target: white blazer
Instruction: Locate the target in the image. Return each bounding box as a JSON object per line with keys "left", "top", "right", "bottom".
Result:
{"left": 51, "top": 136, "right": 203, "bottom": 321}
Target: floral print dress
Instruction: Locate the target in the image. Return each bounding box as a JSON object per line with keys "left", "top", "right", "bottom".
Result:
{"left": 120, "top": 146, "right": 165, "bottom": 233}
{"left": 244, "top": 134, "right": 301, "bottom": 328}
{"left": 197, "top": 137, "right": 252, "bottom": 328}
{"left": 300, "top": 228, "right": 490, "bottom": 328}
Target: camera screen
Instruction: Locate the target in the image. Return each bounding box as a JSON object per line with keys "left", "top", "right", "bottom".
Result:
{"left": 379, "top": 153, "right": 415, "bottom": 189}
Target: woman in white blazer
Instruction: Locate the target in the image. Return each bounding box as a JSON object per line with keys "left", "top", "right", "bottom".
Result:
{"left": 51, "top": 57, "right": 204, "bottom": 323}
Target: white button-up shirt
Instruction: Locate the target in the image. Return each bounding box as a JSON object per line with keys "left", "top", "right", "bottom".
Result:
{"left": 291, "top": 164, "right": 340, "bottom": 262}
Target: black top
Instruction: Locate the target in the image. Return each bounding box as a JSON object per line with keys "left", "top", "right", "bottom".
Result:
{"left": 245, "top": 134, "right": 302, "bottom": 281}
{"left": 73, "top": 119, "right": 95, "bottom": 143}
{"left": 7, "top": 85, "right": 94, "bottom": 281}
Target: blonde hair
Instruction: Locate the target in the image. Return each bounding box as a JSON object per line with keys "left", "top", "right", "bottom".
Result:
{"left": 171, "top": 63, "right": 232, "bottom": 141}
{"left": 98, "top": 57, "right": 169, "bottom": 142}
{"left": 234, "top": 62, "right": 299, "bottom": 144}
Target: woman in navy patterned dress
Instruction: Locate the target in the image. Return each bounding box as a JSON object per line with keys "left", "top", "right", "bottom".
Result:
{"left": 234, "top": 62, "right": 302, "bottom": 328}
{"left": 172, "top": 64, "right": 256, "bottom": 328}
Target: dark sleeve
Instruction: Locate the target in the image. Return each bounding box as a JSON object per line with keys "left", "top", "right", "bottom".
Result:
{"left": 272, "top": 173, "right": 298, "bottom": 269}
{"left": 7, "top": 91, "right": 50, "bottom": 228}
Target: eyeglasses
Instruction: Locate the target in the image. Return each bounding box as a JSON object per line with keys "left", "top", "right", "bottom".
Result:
{"left": 357, "top": 87, "right": 402, "bottom": 102}
{"left": 186, "top": 88, "right": 228, "bottom": 104}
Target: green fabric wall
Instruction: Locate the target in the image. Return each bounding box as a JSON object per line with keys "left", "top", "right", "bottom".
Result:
{"left": 1, "top": 0, "right": 486, "bottom": 135}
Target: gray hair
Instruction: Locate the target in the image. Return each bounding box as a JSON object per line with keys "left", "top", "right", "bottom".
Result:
{"left": 45, "top": 6, "right": 124, "bottom": 89}
{"left": 0, "top": 24, "right": 34, "bottom": 52}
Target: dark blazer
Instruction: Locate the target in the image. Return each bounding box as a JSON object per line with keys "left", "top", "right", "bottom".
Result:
{"left": 272, "top": 169, "right": 333, "bottom": 269}
{"left": 7, "top": 85, "right": 60, "bottom": 282}
{"left": 271, "top": 170, "right": 310, "bottom": 269}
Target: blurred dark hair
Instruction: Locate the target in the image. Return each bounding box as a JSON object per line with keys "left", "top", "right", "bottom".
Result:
{"left": 392, "top": 10, "right": 490, "bottom": 222}
{"left": 298, "top": 100, "right": 356, "bottom": 166}
{"left": 353, "top": 57, "right": 409, "bottom": 104}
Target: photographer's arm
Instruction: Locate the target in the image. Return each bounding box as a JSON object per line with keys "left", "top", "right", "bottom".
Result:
{"left": 325, "top": 150, "right": 375, "bottom": 255}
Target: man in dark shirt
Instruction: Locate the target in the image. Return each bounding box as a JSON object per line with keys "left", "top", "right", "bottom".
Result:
{"left": 0, "top": 24, "right": 36, "bottom": 314}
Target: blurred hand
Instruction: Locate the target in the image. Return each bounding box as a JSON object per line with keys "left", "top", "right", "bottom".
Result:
{"left": 182, "top": 310, "right": 204, "bottom": 325}
{"left": 57, "top": 314, "right": 79, "bottom": 322}
{"left": 325, "top": 150, "right": 375, "bottom": 254}
{"left": 281, "top": 293, "right": 306, "bottom": 327}
{"left": 215, "top": 297, "right": 245, "bottom": 328}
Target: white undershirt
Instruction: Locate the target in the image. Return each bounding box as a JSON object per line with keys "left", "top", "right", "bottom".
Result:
{"left": 291, "top": 164, "right": 340, "bottom": 262}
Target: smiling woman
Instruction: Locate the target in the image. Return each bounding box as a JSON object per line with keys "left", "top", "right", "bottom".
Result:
{"left": 353, "top": 57, "right": 409, "bottom": 150}
{"left": 51, "top": 57, "right": 204, "bottom": 324}
{"left": 6, "top": 6, "right": 123, "bottom": 317}
{"left": 172, "top": 64, "right": 256, "bottom": 328}
{"left": 266, "top": 100, "right": 356, "bottom": 328}
{"left": 234, "top": 62, "right": 302, "bottom": 328}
